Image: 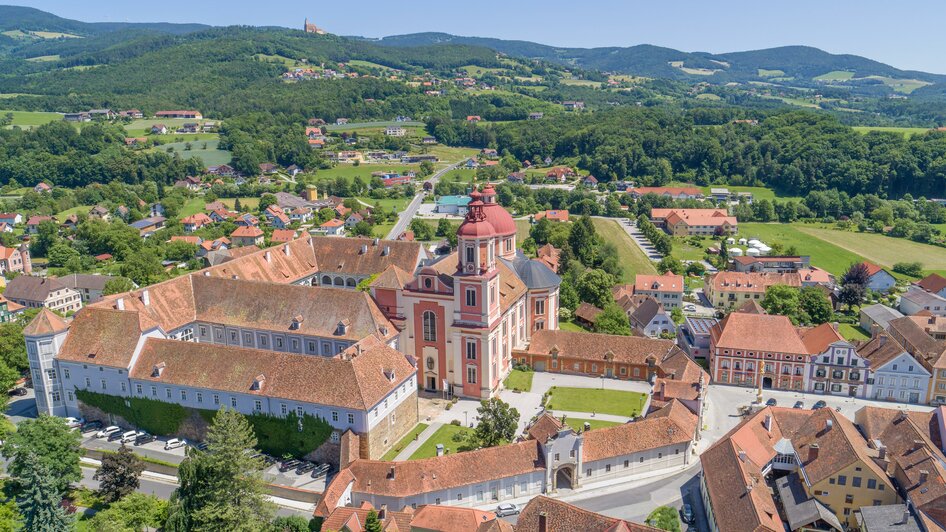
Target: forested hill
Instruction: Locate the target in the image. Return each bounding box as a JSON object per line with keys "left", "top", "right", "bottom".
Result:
{"left": 372, "top": 33, "right": 946, "bottom": 85}
{"left": 0, "top": 5, "right": 208, "bottom": 36}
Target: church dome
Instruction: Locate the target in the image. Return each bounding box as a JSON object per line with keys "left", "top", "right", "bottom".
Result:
{"left": 479, "top": 184, "right": 517, "bottom": 236}
{"left": 457, "top": 199, "right": 497, "bottom": 238}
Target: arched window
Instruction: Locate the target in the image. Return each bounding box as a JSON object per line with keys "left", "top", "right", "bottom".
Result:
{"left": 346, "top": 278, "right": 356, "bottom": 287}
{"left": 321, "top": 275, "right": 331, "bottom": 285}
{"left": 423, "top": 311, "right": 437, "bottom": 342}
{"left": 334, "top": 276, "right": 344, "bottom": 286}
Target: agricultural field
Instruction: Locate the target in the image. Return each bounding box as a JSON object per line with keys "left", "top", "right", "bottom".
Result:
{"left": 560, "top": 79, "right": 602, "bottom": 87}
{"left": 347, "top": 59, "right": 398, "bottom": 71}
{"left": 865, "top": 76, "right": 931, "bottom": 94}
{"left": 253, "top": 53, "right": 309, "bottom": 68}
{"left": 592, "top": 218, "right": 657, "bottom": 282}
{"left": 852, "top": 126, "right": 931, "bottom": 138}
{"left": 124, "top": 118, "right": 216, "bottom": 137}
{"left": 325, "top": 120, "right": 424, "bottom": 132}
{"left": 25, "top": 54, "right": 60, "bottom": 62}
{"left": 757, "top": 69, "right": 786, "bottom": 77}
{"left": 695, "top": 93, "right": 722, "bottom": 101}
{"left": 154, "top": 139, "right": 232, "bottom": 167}
{"left": 737, "top": 223, "right": 863, "bottom": 276}
{"left": 2, "top": 109, "right": 62, "bottom": 128}
{"left": 793, "top": 226, "right": 946, "bottom": 276}
{"left": 179, "top": 197, "right": 260, "bottom": 217}
{"left": 814, "top": 70, "right": 855, "bottom": 81}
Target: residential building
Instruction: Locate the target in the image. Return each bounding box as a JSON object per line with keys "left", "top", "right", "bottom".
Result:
{"left": 573, "top": 302, "right": 602, "bottom": 328}
{"left": 632, "top": 273, "right": 684, "bottom": 309}
{"left": 676, "top": 317, "right": 718, "bottom": 360}
{"left": 629, "top": 187, "right": 704, "bottom": 201}
{"left": 513, "top": 496, "right": 661, "bottom": 532}
{"left": 130, "top": 216, "right": 166, "bottom": 238}
{"left": 181, "top": 213, "right": 212, "bottom": 232}
{"left": 860, "top": 303, "right": 904, "bottom": 334}
{"left": 886, "top": 317, "right": 946, "bottom": 404}
{"left": 269, "top": 229, "right": 297, "bottom": 244}
{"left": 0, "top": 213, "right": 22, "bottom": 226}
{"left": 562, "top": 100, "right": 585, "bottom": 110}
{"left": 914, "top": 273, "right": 946, "bottom": 299}
{"left": 906, "top": 314, "right": 946, "bottom": 340}
{"left": 0, "top": 244, "right": 32, "bottom": 276}
{"left": 319, "top": 219, "right": 346, "bottom": 236}
{"left": 155, "top": 110, "right": 202, "bottom": 119}
{"left": 650, "top": 208, "right": 737, "bottom": 236}
{"left": 857, "top": 333, "right": 930, "bottom": 403}
{"left": 731, "top": 255, "right": 810, "bottom": 273}
{"left": 704, "top": 271, "right": 801, "bottom": 311}
{"left": 900, "top": 286, "right": 946, "bottom": 317}
{"left": 57, "top": 273, "right": 116, "bottom": 303}
{"left": 625, "top": 296, "right": 675, "bottom": 338}
{"left": 34, "top": 182, "right": 52, "bottom": 193}
{"left": 435, "top": 195, "right": 472, "bottom": 216}
{"left": 855, "top": 505, "right": 923, "bottom": 532}
{"left": 862, "top": 262, "right": 897, "bottom": 293}
{"left": 4, "top": 276, "right": 82, "bottom": 313}
{"left": 0, "top": 295, "right": 24, "bottom": 323}
{"left": 804, "top": 324, "right": 866, "bottom": 398}
{"left": 535, "top": 244, "right": 561, "bottom": 273}
{"left": 534, "top": 210, "right": 569, "bottom": 222}
{"left": 26, "top": 215, "right": 53, "bottom": 234}
{"left": 230, "top": 226, "right": 265, "bottom": 247}
{"left": 385, "top": 125, "right": 406, "bottom": 137}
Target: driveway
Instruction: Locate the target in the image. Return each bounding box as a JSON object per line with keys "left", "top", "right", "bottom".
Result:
{"left": 610, "top": 218, "right": 662, "bottom": 261}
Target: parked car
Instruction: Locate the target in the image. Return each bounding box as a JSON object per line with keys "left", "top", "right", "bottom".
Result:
{"left": 192, "top": 441, "right": 209, "bottom": 452}
{"left": 164, "top": 438, "right": 186, "bottom": 450}
{"left": 793, "top": 401, "right": 805, "bottom": 409}
{"left": 8, "top": 387, "right": 27, "bottom": 397}
{"left": 119, "top": 430, "right": 138, "bottom": 444}
{"left": 253, "top": 453, "right": 277, "bottom": 466}
{"left": 311, "top": 463, "right": 331, "bottom": 479}
{"left": 296, "top": 461, "right": 318, "bottom": 474}
{"left": 765, "top": 398, "right": 777, "bottom": 407}
{"left": 681, "top": 503, "right": 694, "bottom": 524}
{"left": 683, "top": 304, "right": 697, "bottom": 312}
{"left": 134, "top": 432, "right": 155, "bottom": 445}
{"left": 278, "top": 459, "right": 301, "bottom": 473}
{"left": 96, "top": 425, "right": 121, "bottom": 439}
{"left": 813, "top": 400, "right": 827, "bottom": 410}
{"left": 64, "top": 417, "right": 85, "bottom": 429}
{"left": 80, "top": 420, "right": 102, "bottom": 433}
{"left": 108, "top": 430, "right": 126, "bottom": 442}
{"left": 496, "top": 503, "right": 520, "bottom": 517}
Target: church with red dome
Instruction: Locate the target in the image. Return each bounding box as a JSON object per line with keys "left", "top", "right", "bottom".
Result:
{"left": 369, "top": 185, "right": 561, "bottom": 398}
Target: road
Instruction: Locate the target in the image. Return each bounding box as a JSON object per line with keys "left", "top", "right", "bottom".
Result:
{"left": 385, "top": 161, "right": 463, "bottom": 240}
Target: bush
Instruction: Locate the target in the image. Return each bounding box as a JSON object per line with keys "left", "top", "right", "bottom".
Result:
{"left": 450, "top": 419, "right": 462, "bottom": 426}
{"left": 893, "top": 261, "right": 924, "bottom": 277}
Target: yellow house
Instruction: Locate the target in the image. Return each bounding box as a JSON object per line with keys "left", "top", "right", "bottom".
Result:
{"left": 704, "top": 271, "right": 802, "bottom": 311}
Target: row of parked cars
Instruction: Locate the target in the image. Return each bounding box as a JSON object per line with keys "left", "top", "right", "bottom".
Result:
{"left": 278, "top": 458, "right": 331, "bottom": 479}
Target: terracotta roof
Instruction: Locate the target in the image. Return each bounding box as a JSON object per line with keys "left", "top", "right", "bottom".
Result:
{"left": 525, "top": 330, "right": 678, "bottom": 367}
{"left": 634, "top": 274, "right": 684, "bottom": 293}
{"left": 514, "top": 496, "right": 660, "bottom": 532}
{"left": 862, "top": 261, "right": 885, "bottom": 277}
{"left": 309, "top": 237, "right": 423, "bottom": 278}
{"left": 231, "top": 226, "right": 264, "bottom": 238}
{"left": 169, "top": 235, "right": 201, "bottom": 245}
{"left": 574, "top": 302, "right": 603, "bottom": 323}
{"left": 535, "top": 210, "right": 569, "bottom": 222}
{"left": 131, "top": 336, "right": 415, "bottom": 410}
{"left": 409, "top": 505, "right": 498, "bottom": 532}
{"left": 371, "top": 265, "right": 414, "bottom": 290}
{"left": 917, "top": 274, "right": 946, "bottom": 295}
{"left": 654, "top": 378, "right": 701, "bottom": 402}
{"left": 228, "top": 245, "right": 261, "bottom": 259}
{"left": 888, "top": 317, "right": 945, "bottom": 363}
{"left": 22, "top": 308, "right": 69, "bottom": 336}
{"left": 711, "top": 312, "right": 809, "bottom": 355}
{"left": 57, "top": 307, "right": 144, "bottom": 368}
{"left": 583, "top": 400, "right": 696, "bottom": 462}
{"left": 321, "top": 505, "right": 413, "bottom": 532}
{"left": 708, "top": 271, "right": 801, "bottom": 294}
{"left": 798, "top": 323, "right": 845, "bottom": 354}
{"left": 526, "top": 413, "right": 565, "bottom": 442}
{"left": 269, "top": 229, "right": 297, "bottom": 243}
{"left": 791, "top": 408, "right": 892, "bottom": 486}
{"left": 651, "top": 208, "right": 736, "bottom": 227}
{"left": 798, "top": 267, "right": 833, "bottom": 285}
{"left": 855, "top": 334, "right": 908, "bottom": 369}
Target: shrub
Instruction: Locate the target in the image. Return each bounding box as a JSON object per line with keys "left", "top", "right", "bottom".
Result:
{"left": 450, "top": 419, "right": 462, "bottom": 426}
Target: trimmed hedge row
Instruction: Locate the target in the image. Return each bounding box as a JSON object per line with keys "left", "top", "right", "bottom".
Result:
{"left": 77, "top": 390, "right": 334, "bottom": 458}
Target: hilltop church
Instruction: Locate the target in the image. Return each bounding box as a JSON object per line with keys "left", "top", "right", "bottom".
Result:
{"left": 303, "top": 18, "right": 327, "bottom": 35}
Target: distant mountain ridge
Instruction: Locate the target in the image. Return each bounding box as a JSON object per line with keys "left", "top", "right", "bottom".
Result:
{"left": 370, "top": 32, "right": 946, "bottom": 84}
{"left": 0, "top": 5, "right": 209, "bottom": 36}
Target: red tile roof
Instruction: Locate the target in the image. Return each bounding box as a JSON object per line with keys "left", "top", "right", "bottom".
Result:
{"left": 582, "top": 400, "right": 696, "bottom": 461}
{"left": 917, "top": 273, "right": 946, "bottom": 295}
{"left": 515, "top": 496, "right": 660, "bottom": 532}
{"left": 231, "top": 226, "right": 264, "bottom": 238}
{"left": 634, "top": 273, "right": 684, "bottom": 293}
{"left": 711, "top": 312, "right": 809, "bottom": 355}
{"left": 22, "top": 308, "right": 69, "bottom": 336}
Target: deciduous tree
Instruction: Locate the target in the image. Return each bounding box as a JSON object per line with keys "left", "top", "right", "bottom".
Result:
{"left": 94, "top": 444, "right": 145, "bottom": 503}
{"left": 473, "top": 398, "right": 519, "bottom": 448}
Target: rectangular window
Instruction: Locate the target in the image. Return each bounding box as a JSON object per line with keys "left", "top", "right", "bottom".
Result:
{"left": 535, "top": 299, "right": 545, "bottom": 315}
{"left": 837, "top": 475, "right": 847, "bottom": 486}
{"left": 63, "top": 368, "right": 70, "bottom": 379}
{"left": 196, "top": 392, "right": 203, "bottom": 403}
{"left": 297, "top": 406, "right": 304, "bottom": 418}
{"left": 852, "top": 477, "right": 862, "bottom": 488}
{"left": 51, "top": 391, "right": 61, "bottom": 403}
{"left": 466, "top": 288, "right": 476, "bottom": 307}
{"left": 67, "top": 391, "right": 73, "bottom": 402}
{"left": 467, "top": 366, "right": 477, "bottom": 384}
{"left": 100, "top": 379, "right": 107, "bottom": 390}
{"left": 151, "top": 386, "right": 157, "bottom": 397}
{"left": 213, "top": 394, "right": 220, "bottom": 405}
{"left": 254, "top": 400, "right": 262, "bottom": 411}
{"left": 166, "top": 388, "right": 172, "bottom": 399}
{"left": 230, "top": 397, "right": 237, "bottom": 408}
{"left": 181, "top": 390, "right": 187, "bottom": 401}
{"left": 605, "top": 464, "right": 611, "bottom": 472}
{"left": 867, "top": 479, "right": 877, "bottom": 489}
{"left": 332, "top": 411, "right": 339, "bottom": 422}
{"left": 347, "top": 413, "right": 354, "bottom": 424}
{"left": 281, "top": 404, "right": 288, "bottom": 415}
{"left": 120, "top": 382, "right": 126, "bottom": 392}
{"left": 135, "top": 383, "right": 142, "bottom": 394}
{"left": 466, "top": 340, "right": 477, "bottom": 360}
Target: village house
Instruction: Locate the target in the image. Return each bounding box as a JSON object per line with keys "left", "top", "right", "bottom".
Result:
{"left": 704, "top": 271, "right": 802, "bottom": 310}
{"left": 0, "top": 295, "right": 24, "bottom": 323}
{"left": 57, "top": 273, "right": 118, "bottom": 303}
{"left": 230, "top": 226, "right": 265, "bottom": 247}
{"left": 623, "top": 295, "right": 676, "bottom": 338}
{"left": 857, "top": 333, "right": 931, "bottom": 403}
{"left": 150, "top": 124, "right": 168, "bottom": 135}
{"left": 860, "top": 303, "right": 904, "bottom": 334}
{"left": 0, "top": 213, "right": 22, "bottom": 226}
{"left": 319, "top": 218, "right": 346, "bottom": 236}
{"left": 562, "top": 101, "right": 585, "bottom": 111}
{"left": 534, "top": 210, "right": 569, "bottom": 223}
{"left": 862, "top": 262, "right": 897, "bottom": 293}
{"left": 0, "top": 244, "right": 32, "bottom": 276}
{"left": 731, "top": 255, "right": 811, "bottom": 273}
{"left": 651, "top": 208, "right": 738, "bottom": 236}
{"left": 676, "top": 316, "right": 718, "bottom": 360}
{"left": 130, "top": 216, "right": 166, "bottom": 238}
{"left": 545, "top": 167, "right": 573, "bottom": 183}
{"left": 288, "top": 207, "right": 312, "bottom": 223}
{"left": 26, "top": 215, "right": 54, "bottom": 234}
{"left": 630, "top": 273, "right": 684, "bottom": 309}
{"left": 384, "top": 125, "right": 406, "bottom": 137}
{"left": 181, "top": 213, "right": 212, "bottom": 233}
{"left": 915, "top": 273, "right": 946, "bottom": 299}
{"left": 269, "top": 229, "right": 297, "bottom": 244}
{"left": 4, "top": 276, "right": 82, "bottom": 313}
{"left": 34, "top": 182, "right": 52, "bottom": 194}
{"left": 900, "top": 286, "right": 946, "bottom": 317}
{"left": 436, "top": 196, "right": 472, "bottom": 216}
{"left": 535, "top": 243, "right": 561, "bottom": 273}
{"left": 155, "top": 110, "right": 203, "bottom": 119}
{"left": 582, "top": 175, "right": 599, "bottom": 187}
{"left": 886, "top": 317, "right": 946, "bottom": 404}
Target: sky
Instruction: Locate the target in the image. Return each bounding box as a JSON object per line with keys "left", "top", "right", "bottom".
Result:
{"left": 9, "top": 0, "right": 946, "bottom": 73}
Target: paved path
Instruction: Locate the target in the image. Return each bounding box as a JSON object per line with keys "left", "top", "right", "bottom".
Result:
{"left": 385, "top": 160, "right": 463, "bottom": 239}
{"left": 595, "top": 216, "right": 662, "bottom": 262}
{"left": 545, "top": 411, "right": 631, "bottom": 423}
{"left": 392, "top": 422, "right": 443, "bottom": 461}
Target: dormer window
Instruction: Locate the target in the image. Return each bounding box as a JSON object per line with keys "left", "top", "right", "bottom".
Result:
{"left": 336, "top": 320, "right": 349, "bottom": 336}
{"left": 252, "top": 374, "right": 265, "bottom": 391}
{"left": 152, "top": 362, "right": 166, "bottom": 378}
{"left": 383, "top": 369, "right": 396, "bottom": 382}
{"left": 291, "top": 315, "right": 304, "bottom": 330}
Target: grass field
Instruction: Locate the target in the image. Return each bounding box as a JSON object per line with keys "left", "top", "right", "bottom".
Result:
{"left": 545, "top": 387, "right": 647, "bottom": 418}
{"left": 155, "top": 139, "right": 231, "bottom": 167}
{"left": 695, "top": 93, "right": 722, "bottom": 101}
{"left": 381, "top": 423, "right": 429, "bottom": 460}
{"left": 560, "top": 78, "right": 602, "bottom": 87}
{"left": 794, "top": 226, "right": 946, "bottom": 275}
{"left": 564, "top": 417, "right": 622, "bottom": 431}
{"left": 592, "top": 218, "right": 657, "bottom": 282}
{"left": 737, "top": 223, "right": 864, "bottom": 276}
{"left": 758, "top": 69, "right": 786, "bottom": 77}
{"left": 25, "top": 54, "right": 60, "bottom": 62}
{"left": 180, "top": 196, "right": 260, "bottom": 217}
{"left": 124, "top": 118, "right": 212, "bottom": 137}
{"left": 672, "top": 236, "right": 714, "bottom": 261}
{"left": 839, "top": 324, "right": 870, "bottom": 342}
{"left": 2, "top": 109, "right": 62, "bottom": 128}
{"left": 814, "top": 70, "right": 855, "bottom": 81}
{"left": 852, "top": 126, "right": 930, "bottom": 138}
{"left": 356, "top": 196, "right": 410, "bottom": 212}
{"left": 409, "top": 424, "right": 476, "bottom": 460}
{"left": 865, "top": 76, "right": 931, "bottom": 94}
{"left": 326, "top": 120, "right": 424, "bottom": 131}
{"left": 503, "top": 369, "right": 534, "bottom": 392}
{"left": 558, "top": 320, "right": 587, "bottom": 333}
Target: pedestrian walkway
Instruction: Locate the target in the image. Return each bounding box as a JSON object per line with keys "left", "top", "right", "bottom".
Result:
{"left": 392, "top": 422, "right": 443, "bottom": 461}
{"left": 545, "top": 410, "right": 631, "bottom": 424}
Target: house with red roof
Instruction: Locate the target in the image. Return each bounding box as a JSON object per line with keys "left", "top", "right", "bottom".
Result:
{"left": 319, "top": 218, "right": 346, "bottom": 236}
{"left": 861, "top": 261, "right": 896, "bottom": 293}
{"left": 534, "top": 210, "right": 569, "bottom": 223}
{"left": 230, "top": 226, "right": 264, "bottom": 247}
{"left": 269, "top": 229, "right": 297, "bottom": 244}
{"left": 181, "top": 213, "right": 212, "bottom": 233}
{"left": 0, "top": 244, "right": 31, "bottom": 276}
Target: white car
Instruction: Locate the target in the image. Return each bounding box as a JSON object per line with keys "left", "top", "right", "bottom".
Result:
{"left": 164, "top": 438, "right": 186, "bottom": 450}
{"left": 96, "top": 425, "right": 121, "bottom": 439}
{"left": 119, "top": 430, "right": 138, "bottom": 444}
{"left": 683, "top": 304, "right": 697, "bottom": 312}
{"left": 496, "top": 503, "right": 520, "bottom": 517}
{"left": 64, "top": 417, "right": 84, "bottom": 429}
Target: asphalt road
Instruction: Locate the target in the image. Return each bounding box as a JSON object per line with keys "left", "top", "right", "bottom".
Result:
{"left": 386, "top": 161, "right": 463, "bottom": 239}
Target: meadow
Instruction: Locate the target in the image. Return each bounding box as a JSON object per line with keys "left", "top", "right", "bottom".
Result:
{"left": 155, "top": 139, "right": 232, "bottom": 167}
{"left": 2, "top": 109, "right": 62, "bottom": 128}
{"left": 592, "top": 218, "right": 657, "bottom": 283}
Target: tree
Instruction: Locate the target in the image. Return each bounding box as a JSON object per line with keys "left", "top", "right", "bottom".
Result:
{"left": 88, "top": 493, "right": 168, "bottom": 532}
{"left": 799, "top": 287, "right": 833, "bottom": 325}
{"left": 17, "top": 453, "right": 72, "bottom": 532}
{"left": 2, "top": 414, "right": 81, "bottom": 494}
{"left": 30, "top": 220, "right": 61, "bottom": 258}
{"left": 46, "top": 243, "right": 80, "bottom": 267}
{"left": 656, "top": 256, "right": 683, "bottom": 275}
{"left": 670, "top": 307, "right": 685, "bottom": 325}
{"left": 165, "top": 240, "right": 198, "bottom": 262}
{"left": 575, "top": 269, "right": 615, "bottom": 308}
{"left": 234, "top": 198, "right": 243, "bottom": 212}
{"left": 120, "top": 249, "right": 165, "bottom": 286}
{"left": 103, "top": 276, "right": 136, "bottom": 295}
{"left": 258, "top": 194, "right": 277, "bottom": 213}
{"left": 839, "top": 283, "right": 866, "bottom": 310}
{"left": 166, "top": 408, "right": 274, "bottom": 532}
{"left": 0, "top": 501, "right": 19, "bottom": 532}
{"left": 685, "top": 261, "right": 705, "bottom": 277}
{"left": 568, "top": 216, "right": 597, "bottom": 265}
{"left": 893, "top": 262, "right": 924, "bottom": 277}
{"left": 435, "top": 218, "right": 454, "bottom": 237}
{"left": 94, "top": 444, "right": 145, "bottom": 503}
{"left": 841, "top": 262, "right": 870, "bottom": 288}
{"left": 761, "top": 284, "right": 802, "bottom": 322}
{"left": 409, "top": 219, "right": 434, "bottom": 241}
{"left": 364, "top": 510, "right": 383, "bottom": 532}
{"left": 473, "top": 398, "right": 520, "bottom": 448}
{"left": 350, "top": 221, "right": 374, "bottom": 237}
{"left": 594, "top": 303, "right": 632, "bottom": 336}
{"left": 272, "top": 515, "right": 311, "bottom": 532}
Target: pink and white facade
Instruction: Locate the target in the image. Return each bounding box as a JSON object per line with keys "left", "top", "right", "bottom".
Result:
{"left": 372, "top": 185, "right": 560, "bottom": 399}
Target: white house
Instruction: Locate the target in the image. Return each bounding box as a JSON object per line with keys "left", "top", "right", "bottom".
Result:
{"left": 859, "top": 334, "right": 931, "bottom": 404}
{"left": 863, "top": 262, "right": 897, "bottom": 293}
{"left": 900, "top": 287, "right": 946, "bottom": 317}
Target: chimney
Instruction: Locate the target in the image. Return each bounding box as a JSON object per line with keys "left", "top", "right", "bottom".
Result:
{"left": 141, "top": 290, "right": 150, "bottom": 306}
{"left": 436, "top": 444, "right": 444, "bottom": 457}
{"left": 738, "top": 450, "right": 747, "bottom": 462}
{"left": 283, "top": 244, "right": 291, "bottom": 257}
{"left": 879, "top": 333, "right": 888, "bottom": 346}
{"left": 901, "top": 511, "right": 910, "bottom": 525}
{"left": 264, "top": 250, "right": 271, "bottom": 263}
{"left": 809, "top": 443, "right": 820, "bottom": 461}
{"left": 538, "top": 512, "right": 548, "bottom": 532}
{"left": 764, "top": 414, "right": 772, "bottom": 433}
{"left": 878, "top": 445, "right": 887, "bottom": 460}
{"left": 116, "top": 297, "right": 125, "bottom": 310}
{"left": 920, "top": 470, "right": 929, "bottom": 484}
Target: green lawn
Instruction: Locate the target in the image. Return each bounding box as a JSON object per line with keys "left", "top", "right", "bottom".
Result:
{"left": 372, "top": 222, "right": 395, "bottom": 238}
{"left": 794, "top": 226, "right": 946, "bottom": 275}
{"left": 124, "top": 118, "right": 214, "bottom": 137}
{"left": 839, "top": 323, "right": 870, "bottom": 342}
{"left": 54, "top": 205, "right": 93, "bottom": 219}
{"left": 503, "top": 369, "right": 534, "bottom": 392}
{"left": 672, "top": 236, "right": 714, "bottom": 261}
{"left": 326, "top": 120, "right": 424, "bottom": 131}
{"left": 758, "top": 69, "right": 786, "bottom": 77}
{"left": 409, "top": 424, "right": 476, "bottom": 460}
{"left": 515, "top": 219, "right": 531, "bottom": 243}
{"left": 154, "top": 139, "right": 231, "bottom": 167}
{"left": 356, "top": 196, "right": 410, "bottom": 212}
{"left": 564, "top": 417, "right": 622, "bottom": 431}
{"left": 381, "top": 423, "right": 429, "bottom": 461}
{"left": 546, "top": 387, "right": 647, "bottom": 418}
{"left": 592, "top": 218, "right": 657, "bottom": 282}
{"left": 558, "top": 320, "right": 587, "bottom": 333}
{"left": 737, "top": 223, "right": 864, "bottom": 276}
{"left": 2, "top": 109, "right": 62, "bottom": 128}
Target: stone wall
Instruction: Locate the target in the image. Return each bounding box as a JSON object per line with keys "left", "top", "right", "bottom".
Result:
{"left": 364, "top": 391, "right": 419, "bottom": 459}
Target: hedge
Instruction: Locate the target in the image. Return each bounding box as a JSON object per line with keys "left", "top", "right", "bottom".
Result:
{"left": 76, "top": 390, "right": 333, "bottom": 458}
